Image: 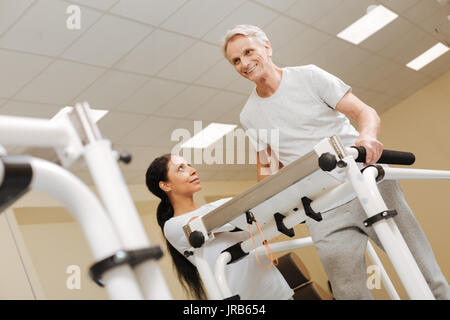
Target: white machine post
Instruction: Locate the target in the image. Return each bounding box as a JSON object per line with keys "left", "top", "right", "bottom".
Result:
{"left": 345, "top": 160, "right": 434, "bottom": 299}
{"left": 29, "top": 157, "right": 144, "bottom": 300}
{"left": 73, "top": 102, "right": 172, "bottom": 300}
{"left": 192, "top": 248, "right": 224, "bottom": 299}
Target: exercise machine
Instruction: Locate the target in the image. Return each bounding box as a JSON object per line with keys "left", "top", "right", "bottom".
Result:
{"left": 0, "top": 102, "right": 171, "bottom": 300}
{"left": 183, "top": 136, "right": 450, "bottom": 300}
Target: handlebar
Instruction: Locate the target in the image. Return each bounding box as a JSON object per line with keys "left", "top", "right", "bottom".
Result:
{"left": 350, "top": 146, "right": 416, "bottom": 165}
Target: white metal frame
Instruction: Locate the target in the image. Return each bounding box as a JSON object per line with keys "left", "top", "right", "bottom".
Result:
{"left": 0, "top": 102, "right": 172, "bottom": 300}
{"left": 185, "top": 136, "right": 450, "bottom": 300}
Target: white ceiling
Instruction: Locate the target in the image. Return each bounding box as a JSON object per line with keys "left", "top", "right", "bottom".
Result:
{"left": 1, "top": 0, "right": 449, "bottom": 185}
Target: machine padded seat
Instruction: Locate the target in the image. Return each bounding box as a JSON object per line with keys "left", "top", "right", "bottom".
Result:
{"left": 275, "top": 252, "right": 311, "bottom": 289}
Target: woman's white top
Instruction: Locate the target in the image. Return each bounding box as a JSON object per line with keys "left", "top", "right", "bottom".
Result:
{"left": 163, "top": 198, "right": 294, "bottom": 300}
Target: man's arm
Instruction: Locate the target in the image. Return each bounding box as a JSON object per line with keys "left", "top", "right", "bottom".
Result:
{"left": 336, "top": 91, "right": 383, "bottom": 165}
{"left": 256, "top": 145, "right": 284, "bottom": 181}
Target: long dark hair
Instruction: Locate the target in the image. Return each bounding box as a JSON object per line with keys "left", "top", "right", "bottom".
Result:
{"left": 145, "top": 154, "right": 206, "bottom": 300}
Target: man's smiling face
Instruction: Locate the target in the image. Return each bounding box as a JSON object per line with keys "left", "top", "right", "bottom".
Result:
{"left": 226, "top": 34, "right": 272, "bottom": 82}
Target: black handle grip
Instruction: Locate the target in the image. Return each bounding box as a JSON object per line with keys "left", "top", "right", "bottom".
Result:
{"left": 351, "top": 146, "right": 415, "bottom": 165}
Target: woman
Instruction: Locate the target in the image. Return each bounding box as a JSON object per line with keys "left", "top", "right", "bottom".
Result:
{"left": 145, "top": 153, "right": 294, "bottom": 300}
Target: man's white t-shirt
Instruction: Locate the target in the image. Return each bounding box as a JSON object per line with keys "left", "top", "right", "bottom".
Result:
{"left": 240, "top": 64, "right": 360, "bottom": 166}
{"left": 163, "top": 198, "right": 294, "bottom": 300}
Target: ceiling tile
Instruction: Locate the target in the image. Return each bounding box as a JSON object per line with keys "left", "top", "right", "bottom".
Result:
{"left": 418, "top": 9, "right": 450, "bottom": 39}
{"left": 397, "top": 76, "right": 433, "bottom": 100}
{"left": 296, "top": 38, "right": 361, "bottom": 76}
{"left": 0, "top": 0, "right": 34, "bottom": 35}
{"left": 263, "top": 15, "right": 307, "bottom": 50}
{"left": 194, "top": 59, "right": 239, "bottom": 89}
{"left": 157, "top": 41, "right": 223, "bottom": 83}
{"left": 350, "top": 86, "right": 381, "bottom": 106}
{"left": 380, "top": 26, "right": 439, "bottom": 65}
{"left": 275, "top": 28, "right": 331, "bottom": 66}
{"left": 154, "top": 85, "right": 219, "bottom": 118}
{"left": 161, "top": 0, "right": 244, "bottom": 39}
{"left": 117, "top": 115, "right": 180, "bottom": 146}
{"left": 0, "top": 100, "right": 61, "bottom": 118}
{"left": 116, "top": 78, "right": 187, "bottom": 114}
{"left": 115, "top": 29, "right": 195, "bottom": 76}
{"left": 359, "top": 17, "right": 413, "bottom": 53}
{"left": 115, "top": 145, "right": 169, "bottom": 171}
{"left": 110, "top": 0, "right": 187, "bottom": 26}
{"left": 214, "top": 104, "right": 242, "bottom": 125}
{"left": 0, "top": 49, "right": 52, "bottom": 98}
{"left": 403, "top": 0, "right": 442, "bottom": 24}
{"left": 73, "top": 70, "right": 149, "bottom": 110}
{"left": 15, "top": 60, "right": 105, "bottom": 105}
{"left": 0, "top": 0, "right": 102, "bottom": 57}
{"left": 374, "top": 66, "right": 425, "bottom": 99}
{"left": 379, "top": 0, "right": 421, "bottom": 14}
{"left": 202, "top": 1, "right": 279, "bottom": 44}
{"left": 312, "top": 0, "right": 377, "bottom": 36}
{"left": 96, "top": 111, "right": 147, "bottom": 142}
{"left": 224, "top": 76, "right": 255, "bottom": 94}
{"left": 419, "top": 51, "right": 450, "bottom": 78}
{"left": 62, "top": 14, "right": 153, "bottom": 67}
{"left": 155, "top": 118, "right": 200, "bottom": 148}
{"left": 285, "top": 0, "right": 344, "bottom": 25}
{"left": 254, "top": 0, "right": 297, "bottom": 12}
{"left": 344, "top": 54, "right": 402, "bottom": 90}
{"left": 68, "top": 0, "right": 119, "bottom": 11}
{"left": 370, "top": 93, "right": 401, "bottom": 114}
{"left": 187, "top": 91, "right": 247, "bottom": 122}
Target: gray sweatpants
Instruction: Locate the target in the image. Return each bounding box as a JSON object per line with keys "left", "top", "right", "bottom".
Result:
{"left": 305, "top": 180, "right": 450, "bottom": 300}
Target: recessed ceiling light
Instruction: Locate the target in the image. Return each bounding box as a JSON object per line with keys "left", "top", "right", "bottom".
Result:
{"left": 337, "top": 5, "right": 398, "bottom": 45}
{"left": 406, "top": 42, "right": 450, "bottom": 71}
{"left": 51, "top": 106, "right": 108, "bottom": 123}
{"left": 181, "top": 122, "right": 237, "bottom": 149}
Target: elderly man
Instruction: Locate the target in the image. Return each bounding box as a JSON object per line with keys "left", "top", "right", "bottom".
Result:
{"left": 222, "top": 24, "right": 449, "bottom": 300}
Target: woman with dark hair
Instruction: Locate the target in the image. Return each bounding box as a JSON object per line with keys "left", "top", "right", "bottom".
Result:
{"left": 145, "top": 153, "right": 294, "bottom": 300}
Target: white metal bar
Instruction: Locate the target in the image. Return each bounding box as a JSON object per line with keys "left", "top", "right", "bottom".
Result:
{"left": 0, "top": 116, "right": 70, "bottom": 148}
{"left": 253, "top": 237, "right": 314, "bottom": 256}
{"left": 383, "top": 167, "right": 450, "bottom": 180}
{"left": 349, "top": 162, "right": 434, "bottom": 299}
{"left": 193, "top": 248, "right": 223, "bottom": 300}
{"left": 214, "top": 252, "right": 233, "bottom": 298}
{"left": 366, "top": 241, "right": 400, "bottom": 300}
{"left": 83, "top": 140, "right": 172, "bottom": 300}
{"left": 29, "top": 157, "right": 144, "bottom": 300}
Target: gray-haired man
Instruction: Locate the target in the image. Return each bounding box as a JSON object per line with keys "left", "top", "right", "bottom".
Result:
{"left": 222, "top": 24, "right": 449, "bottom": 300}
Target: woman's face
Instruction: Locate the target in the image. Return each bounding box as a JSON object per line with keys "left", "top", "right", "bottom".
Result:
{"left": 163, "top": 155, "right": 201, "bottom": 196}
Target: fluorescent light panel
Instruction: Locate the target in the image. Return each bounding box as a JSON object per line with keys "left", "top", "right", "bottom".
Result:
{"left": 51, "top": 106, "right": 108, "bottom": 123}
{"left": 181, "top": 122, "right": 237, "bottom": 149}
{"left": 337, "top": 5, "right": 398, "bottom": 45}
{"left": 406, "top": 42, "right": 450, "bottom": 71}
